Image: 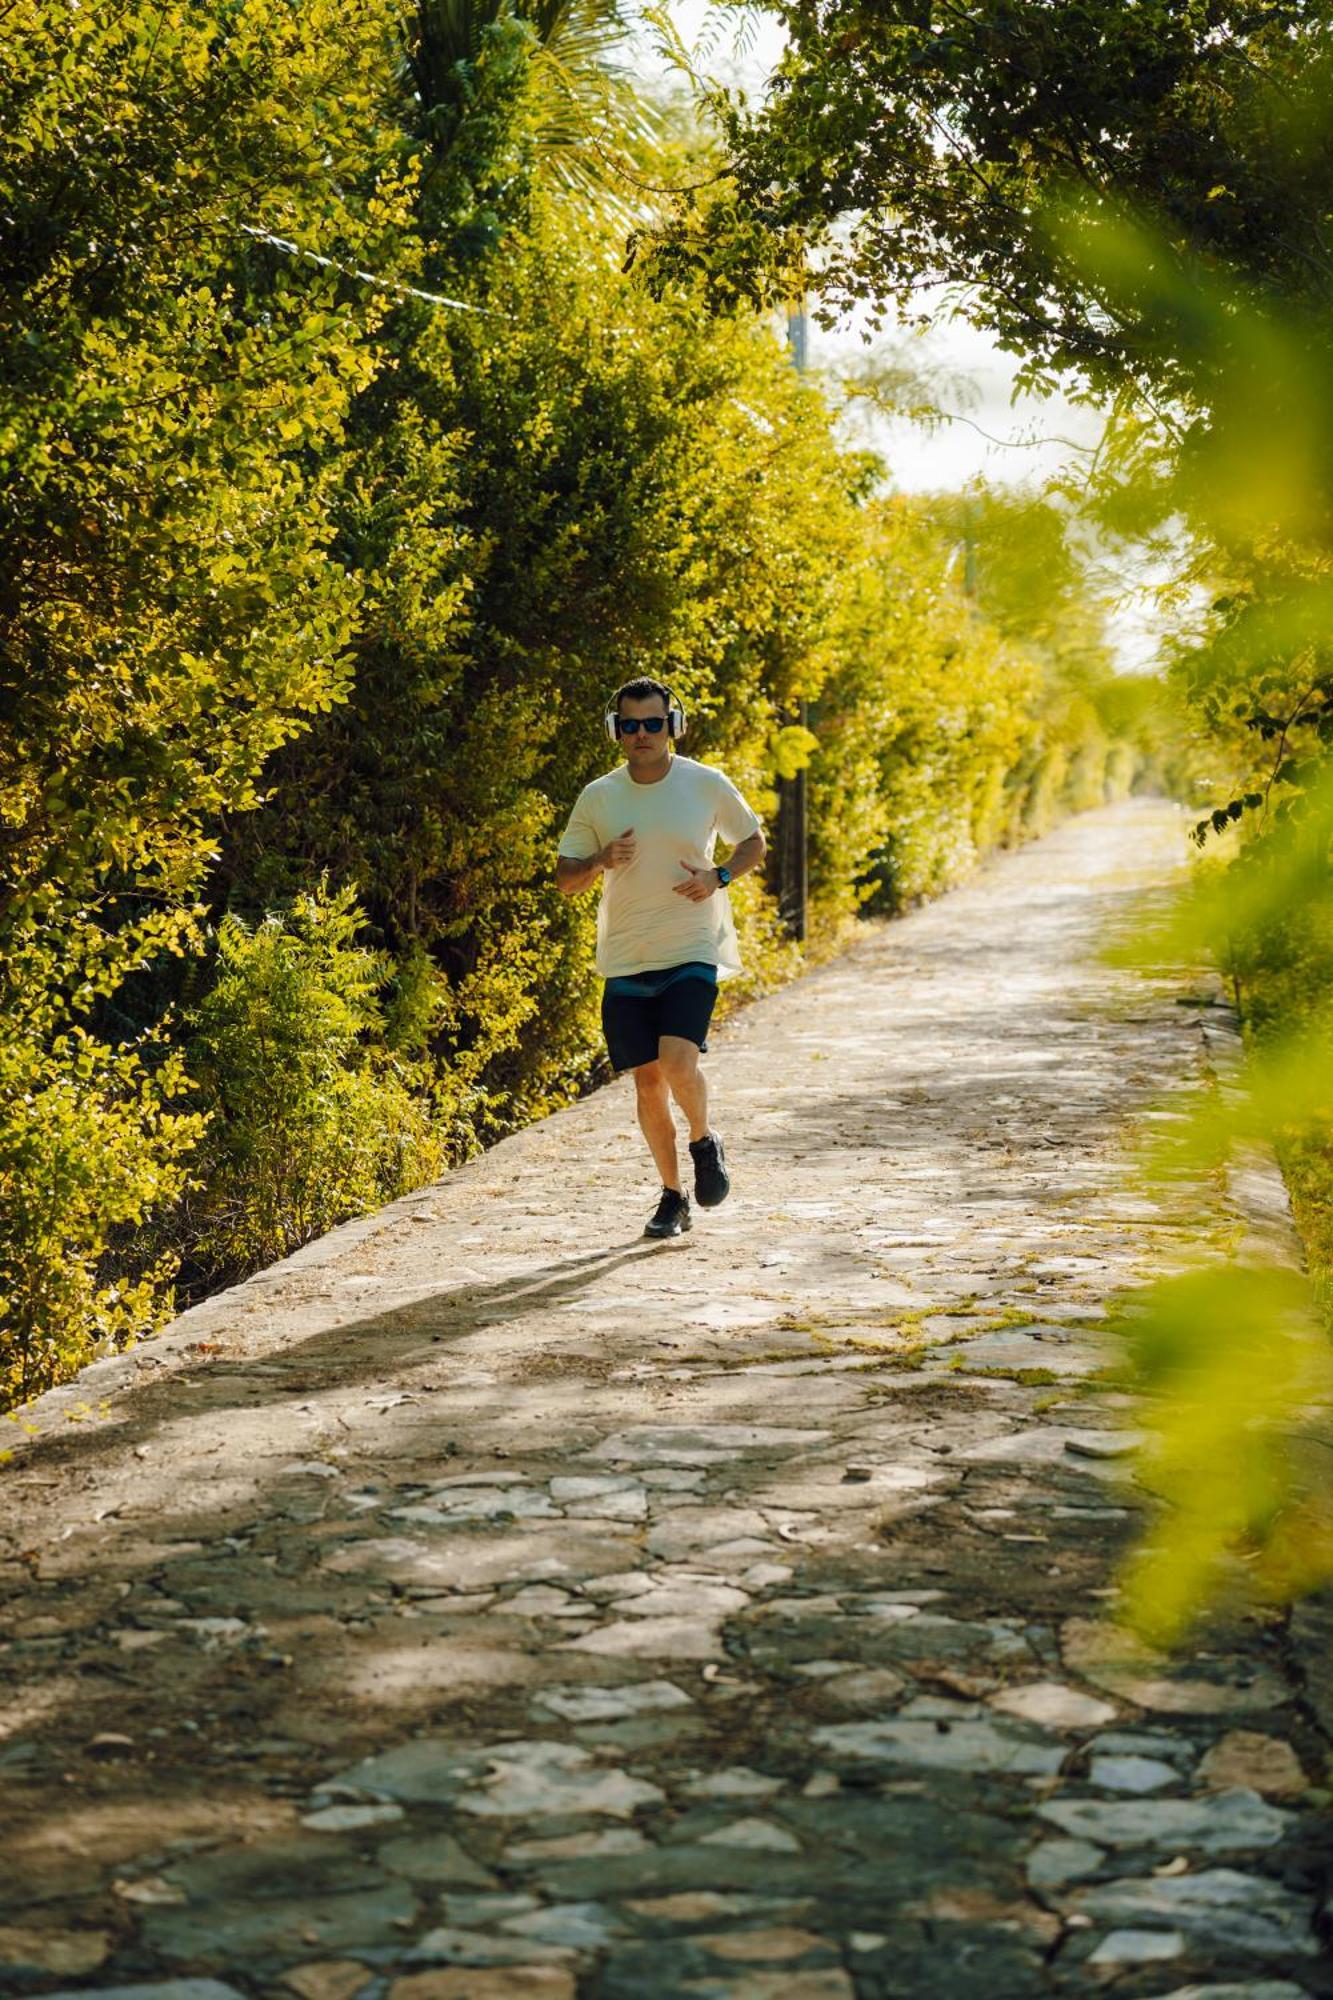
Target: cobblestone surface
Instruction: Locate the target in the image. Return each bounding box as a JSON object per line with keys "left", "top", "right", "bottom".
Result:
{"left": 3, "top": 801, "right": 1331, "bottom": 1998}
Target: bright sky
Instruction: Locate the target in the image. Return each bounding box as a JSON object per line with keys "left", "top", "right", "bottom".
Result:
{"left": 631, "top": 4, "right": 1105, "bottom": 492}
{"left": 626, "top": 5, "right": 1163, "bottom": 669}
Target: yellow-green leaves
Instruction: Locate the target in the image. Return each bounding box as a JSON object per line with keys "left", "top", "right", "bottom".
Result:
{"left": 0, "top": 0, "right": 411, "bottom": 1398}
{"left": 1120, "top": 1262, "right": 1333, "bottom": 1646}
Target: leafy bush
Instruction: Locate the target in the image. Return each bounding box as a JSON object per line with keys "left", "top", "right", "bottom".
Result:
{"left": 0, "top": 0, "right": 410, "bottom": 1394}
{"left": 0, "top": 1013, "right": 200, "bottom": 1408}
{"left": 178, "top": 886, "right": 443, "bottom": 1286}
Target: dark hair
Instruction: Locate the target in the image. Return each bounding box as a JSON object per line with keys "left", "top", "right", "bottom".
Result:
{"left": 613, "top": 676, "right": 673, "bottom": 715}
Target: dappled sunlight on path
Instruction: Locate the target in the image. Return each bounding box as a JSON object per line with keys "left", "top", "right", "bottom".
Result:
{"left": 3, "top": 802, "right": 1328, "bottom": 1997}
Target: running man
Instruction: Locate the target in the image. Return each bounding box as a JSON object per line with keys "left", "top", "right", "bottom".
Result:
{"left": 556, "top": 678, "right": 767, "bottom": 1238}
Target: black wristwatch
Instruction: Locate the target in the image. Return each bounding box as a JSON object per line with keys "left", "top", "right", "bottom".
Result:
{"left": 715, "top": 864, "right": 732, "bottom": 889}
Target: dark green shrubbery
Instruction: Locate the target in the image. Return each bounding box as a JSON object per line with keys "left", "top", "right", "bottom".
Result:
{"left": 178, "top": 886, "right": 445, "bottom": 1288}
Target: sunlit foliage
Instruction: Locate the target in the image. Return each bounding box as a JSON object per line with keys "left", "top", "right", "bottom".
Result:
{"left": 0, "top": 0, "right": 1152, "bottom": 1409}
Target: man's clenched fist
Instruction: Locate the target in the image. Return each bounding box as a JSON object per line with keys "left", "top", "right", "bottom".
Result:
{"left": 600, "top": 828, "right": 636, "bottom": 869}
{"left": 674, "top": 862, "right": 718, "bottom": 902}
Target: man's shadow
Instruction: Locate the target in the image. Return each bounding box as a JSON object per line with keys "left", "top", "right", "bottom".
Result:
{"left": 8, "top": 1234, "right": 682, "bottom": 1484}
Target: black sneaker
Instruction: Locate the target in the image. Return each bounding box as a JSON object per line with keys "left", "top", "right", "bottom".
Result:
{"left": 689, "top": 1131, "right": 730, "bottom": 1208}
{"left": 644, "top": 1187, "right": 691, "bottom": 1238}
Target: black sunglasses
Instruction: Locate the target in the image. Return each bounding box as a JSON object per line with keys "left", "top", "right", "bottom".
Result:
{"left": 617, "top": 716, "right": 666, "bottom": 735}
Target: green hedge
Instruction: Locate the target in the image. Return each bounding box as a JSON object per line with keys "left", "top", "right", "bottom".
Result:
{"left": 0, "top": 0, "right": 1169, "bottom": 1410}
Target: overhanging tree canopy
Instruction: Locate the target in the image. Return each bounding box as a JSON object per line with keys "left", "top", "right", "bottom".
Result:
{"left": 651, "top": 0, "right": 1333, "bottom": 408}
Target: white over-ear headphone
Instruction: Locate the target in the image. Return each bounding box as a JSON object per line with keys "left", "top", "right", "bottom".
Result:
{"left": 603, "top": 683, "right": 687, "bottom": 744}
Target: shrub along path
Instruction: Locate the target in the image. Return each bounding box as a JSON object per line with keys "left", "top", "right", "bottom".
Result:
{"left": 3, "top": 800, "right": 1330, "bottom": 1999}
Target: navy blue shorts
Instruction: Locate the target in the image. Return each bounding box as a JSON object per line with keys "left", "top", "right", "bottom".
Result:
{"left": 602, "top": 975, "right": 718, "bottom": 1074}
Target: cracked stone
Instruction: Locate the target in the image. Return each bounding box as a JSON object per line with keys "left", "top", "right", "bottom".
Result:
{"left": 549, "top": 1476, "right": 639, "bottom": 1501}
{"left": 646, "top": 1513, "right": 777, "bottom": 1561}
{"left": 535, "top": 1681, "right": 693, "bottom": 1723}
{"left": 501, "top": 1903, "right": 623, "bottom": 1948}
{"left": 496, "top": 1586, "right": 575, "bottom": 1617}
{"left": 802, "top": 1773, "right": 841, "bottom": 1798}
{"left": 7, "top": 807, "right": 1322, "bottom": 2000}
{"left": 455, "top": 1741, "right": 665, "bottom": 1818}
{"left": 932, "top": 1329, "right": 1102, "bottom": 1377}
{"left": 562, "top": 1489, "right": 648, "bottom": 1521}
{"left": 617, "top": 1581, "right": 750, "bottom": 1619}
{"left": 907, "top": 1887, "right": 1060, "bottom": 1943}
{"left": 430, "top": 1472, "right": 531, "bottom": 1490}
{"left": 559, "top": 1615, "right": 723, "bottom": 1660}
{"left": 406, "top": 1929, "right": 574, "bottom": 1968}
{"left": 813, "top": 1714, "right": 1063, "bottom": 1776}
{"left": 321, "top": 1740, "right": 480, "bottom": 1805}
{"left": 1087, "top": 1755, "right": 1179, "bottom": 1794}
{"left": 988, "top": 1682, "right": 1117, "bottom": 1730}
{"left": 590, "top": 1426, "right": 828, "bottom": 1467}
{"left": 114, "top": 1878, "right": 187, "bottom": 1908}
{"left": 1039, "top": 1787, "right": 1289, "bottom": 1852}
{"left": 1072, "top": 1869, "right": 1320, "bottom": 1957}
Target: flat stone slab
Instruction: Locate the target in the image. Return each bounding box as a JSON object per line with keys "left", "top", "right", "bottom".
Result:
{"left": 1038, "top": 1788, "right": 1289, "bottom": 1852}
{"left": 989, "top": 1682, "right": 1117, "bottom": 1730}
{"left": 813, "top": 1715, "right": 1064, "bottom": 1776}
{"left": 589, "top": 1427, "right": 830, "bottom": 1467}
{"left": 534, "top": 1682, "right": 693, "bottom": 1723}
{"left": 1072, "top": 1869, "right": 1319, "bottom": 1958}
{"left": 455, "top": 1743, "right": 665, "bottom": 1819}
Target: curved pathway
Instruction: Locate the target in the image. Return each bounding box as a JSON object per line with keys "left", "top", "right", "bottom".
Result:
{"left": 3, "top": 801, "right": 1329, "bottom": 1998}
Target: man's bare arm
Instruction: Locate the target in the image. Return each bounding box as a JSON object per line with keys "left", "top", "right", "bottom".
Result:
{"left": 674, "top": 828, "right": 770, "bottom": 902}
{"left": 724, "top": 829, "right": 766, "bottom": 883}
{"left": 556, "top": 827, "right": 637, "bottom": 896}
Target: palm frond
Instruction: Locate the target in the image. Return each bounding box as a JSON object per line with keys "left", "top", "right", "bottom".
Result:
{"left": 408, "top": 0, "right": 666, "bottom": 224}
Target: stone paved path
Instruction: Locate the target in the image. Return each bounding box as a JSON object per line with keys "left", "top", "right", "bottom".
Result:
{"left": 3, "top": 801, "right": 1331, "bottom": 1999}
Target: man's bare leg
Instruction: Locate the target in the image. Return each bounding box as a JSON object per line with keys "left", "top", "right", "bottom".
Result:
{"left": 633, "top": 1059, "right": 682, "bottom": 1191}
{"left": 658, "top": 1034, "right": 709, "bottom": 1144}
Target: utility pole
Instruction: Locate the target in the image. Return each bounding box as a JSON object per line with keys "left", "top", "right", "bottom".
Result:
{"left": 775, "top": 297, "right": 810, "bottom": 942}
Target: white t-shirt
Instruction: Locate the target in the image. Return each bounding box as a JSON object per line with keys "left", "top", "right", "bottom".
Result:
{"left": 558, "top": 755, "right": 763, "bottom": 979}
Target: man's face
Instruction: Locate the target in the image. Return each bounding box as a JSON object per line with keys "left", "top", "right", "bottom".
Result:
{"left": 617, "top": 694, "right": 671, "bottom": 769}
